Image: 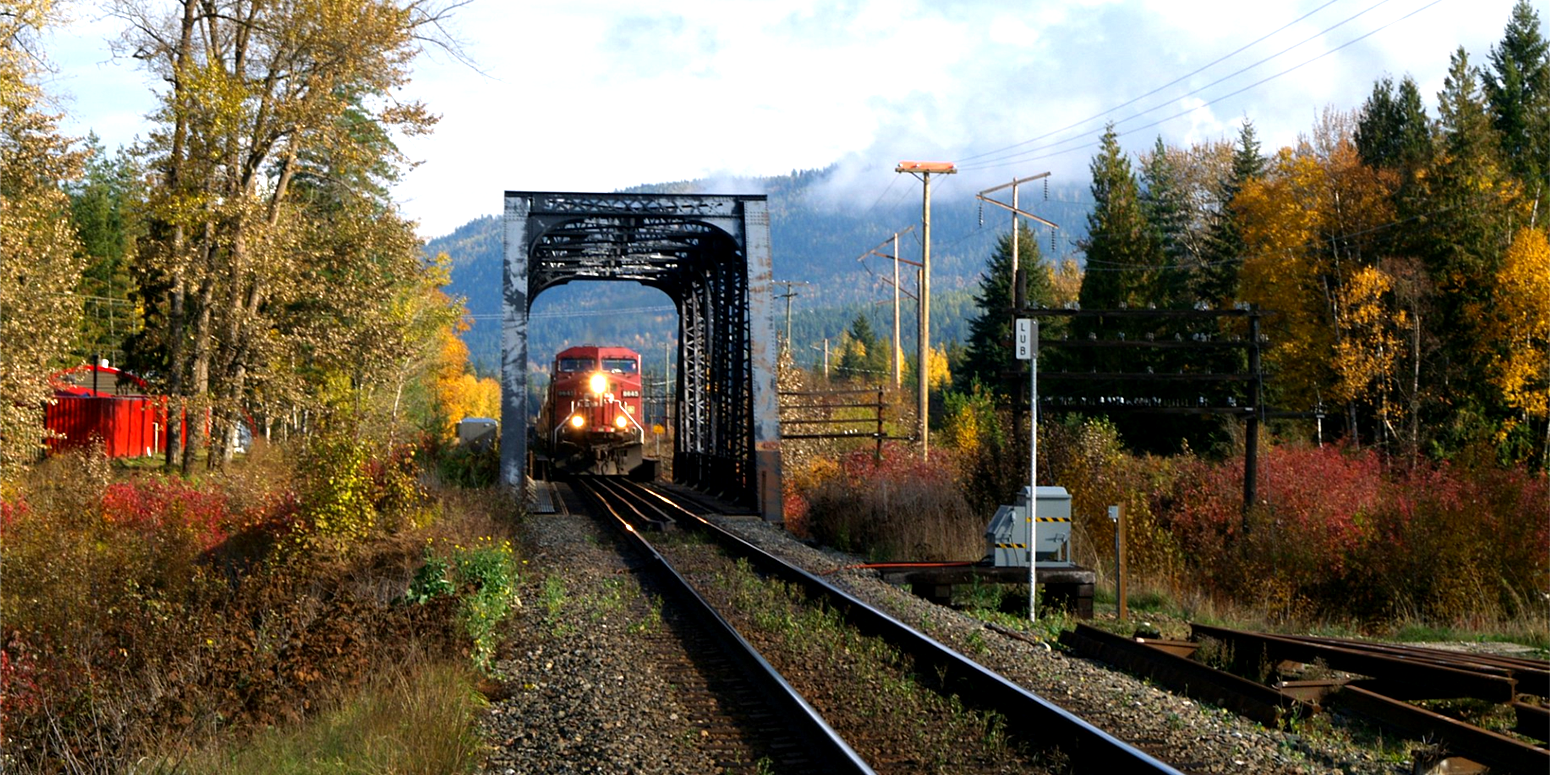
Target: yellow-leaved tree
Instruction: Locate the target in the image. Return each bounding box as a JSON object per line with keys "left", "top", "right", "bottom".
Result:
{"left": 904, "top": 343, "right": 951, "bottom": 392}
{"left": 1237, "top": 149, "right": 1333, "bottom": 414}
{"left": 116, "top": 0, "right": 457, "bottom": 469}
{"left": 1491, "top": 227, "right": 1550, "bottom": 455}
{"left": 0, "top": 1, "right": 85, "bottom": 484}
{"left": 1332, "top": 266, "right": 1408, "bottom": 440}
{"left": 1236, "top": 112, "right": 1400, "bottom": 442}
{"left": 430, "top": 325, "right": 500, "bottom": 440}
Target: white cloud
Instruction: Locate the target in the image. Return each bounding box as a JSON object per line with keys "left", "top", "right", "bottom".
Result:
{"left": 47, "top": 0, "right": 1526, "bottom": 236}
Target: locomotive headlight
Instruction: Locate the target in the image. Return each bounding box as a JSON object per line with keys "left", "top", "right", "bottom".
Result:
{"left": 568, "top": 414, "right": 585, "bottom": 429}
{"left": 588, "top": 373, "right": 608, "bottom": 395}
{"left": 614, "top": 415, "right": 628, "bottom": 429}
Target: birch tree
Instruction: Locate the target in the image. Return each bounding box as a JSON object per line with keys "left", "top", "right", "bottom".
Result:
{"left": 1491, "top": 227, "right": 1550, "bottom": 465}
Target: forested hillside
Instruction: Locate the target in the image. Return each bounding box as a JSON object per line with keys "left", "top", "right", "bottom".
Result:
{"left": 425, "top": 172, "right": 1093, "bottom": 375}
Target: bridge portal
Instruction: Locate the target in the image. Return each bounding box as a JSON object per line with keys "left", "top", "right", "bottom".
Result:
{"left": 501, "top": 191, "right": 783, "bottom": 521}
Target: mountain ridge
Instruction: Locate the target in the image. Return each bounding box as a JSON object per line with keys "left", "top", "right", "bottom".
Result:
{"left": 425, "top": 168, "right": 1092, "bottom": 375}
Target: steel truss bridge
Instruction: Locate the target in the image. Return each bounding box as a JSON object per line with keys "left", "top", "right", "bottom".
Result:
{"left": 500, "top": 191, "right": 783, "bottom": 521}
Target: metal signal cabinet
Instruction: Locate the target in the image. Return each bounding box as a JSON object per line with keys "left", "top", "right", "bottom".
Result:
{"left": 985, "top": 486, "right": 1075, "bottom": 568}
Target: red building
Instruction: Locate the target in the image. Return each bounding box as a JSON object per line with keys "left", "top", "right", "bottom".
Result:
{"left": 44, "top": 363, "right": 168, "bottom": 458}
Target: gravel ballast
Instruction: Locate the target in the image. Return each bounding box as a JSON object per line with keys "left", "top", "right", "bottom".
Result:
{"left": 478, "top": 488, "right": 1441, "bottom": 774}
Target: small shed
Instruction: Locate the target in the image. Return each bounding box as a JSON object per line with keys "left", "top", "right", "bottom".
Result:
{"left": 44, "top": 363, "right": 168, "bottom": 458}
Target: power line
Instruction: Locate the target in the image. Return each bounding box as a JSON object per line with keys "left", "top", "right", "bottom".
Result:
{"left": 956, "top": 0, "right": 1348, "bottom": 166}
{"left": 959, "top": 0, "right": 1448, "bottom": 173}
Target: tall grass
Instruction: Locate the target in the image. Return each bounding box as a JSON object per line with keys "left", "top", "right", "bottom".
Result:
{"left": 795, "top": 443, "right": 982, "bottom": 562}
{"left": 175, "top": 655, "right": 486, "bottom": 775}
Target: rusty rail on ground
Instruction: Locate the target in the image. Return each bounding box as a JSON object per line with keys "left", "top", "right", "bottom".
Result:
{"left": 1058, "top": 622, "right": 1549, "bottom": 774}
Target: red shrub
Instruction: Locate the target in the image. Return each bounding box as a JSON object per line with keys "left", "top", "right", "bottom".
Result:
{"left": 1160, "top": 442, "right": 1548, "bottom": 623}
{"left": 102, "top": 479, "right": 233, "bottom": 552}
{"left": 800, "top": 443, "right": 980, "bottom": 561}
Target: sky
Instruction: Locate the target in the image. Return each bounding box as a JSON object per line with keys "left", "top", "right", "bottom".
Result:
{"left": 43, "top": 0, "right": 1533, "bottom": 238}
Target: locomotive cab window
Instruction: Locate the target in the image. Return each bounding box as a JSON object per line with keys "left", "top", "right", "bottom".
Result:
{"left": 557, "top": 358, "right": 594, "bottom": 373}
{"left": 601, "top": 358, "right": 638, "bottom": 374}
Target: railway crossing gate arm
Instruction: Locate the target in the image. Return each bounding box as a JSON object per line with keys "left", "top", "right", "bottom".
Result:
{"left": 500, "top": 191, "right": 783, "bottom": 522}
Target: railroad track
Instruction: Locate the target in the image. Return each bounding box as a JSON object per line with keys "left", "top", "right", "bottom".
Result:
{"left": 569, "top": 475, "right": 1183, "bottom": 774}
{"left": 1060, "top": 622, "right": 1550, "bottom": 773}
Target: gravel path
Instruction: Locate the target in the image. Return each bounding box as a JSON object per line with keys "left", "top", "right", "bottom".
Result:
{"left": 478, "top": 488, "right": 1419, "bottom": 774}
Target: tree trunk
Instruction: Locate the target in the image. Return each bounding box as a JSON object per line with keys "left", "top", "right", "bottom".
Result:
{"left": 164, "top": 278, "right": 186, "bottom": 470}
{"left": 182, "top": 270, "right": 214, "bottom": 475}
{"left": 161, "top": 0, "right": 198, "bottom": 472}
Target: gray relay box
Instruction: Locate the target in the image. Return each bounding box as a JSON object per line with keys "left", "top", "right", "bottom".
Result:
{"left": 985, "top": 486, "right": 1073, "bottom": 568}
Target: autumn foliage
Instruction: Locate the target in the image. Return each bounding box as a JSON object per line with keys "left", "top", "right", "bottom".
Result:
{"left": 1157, "top": 443, "right": 1549, "bottom": 624}
{"left": 430, "top": 325, "right": 500, "bottom": 439}
{"left": 0, "top": 437, "right": 516, "bottom": 769}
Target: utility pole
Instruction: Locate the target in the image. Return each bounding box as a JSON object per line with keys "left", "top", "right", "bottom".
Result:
{"left": 977, "top": 172, "right": 1057, "bottom": 311}
{"left": 892, "top": 231, "right": 901, "bottom": 389}
{"left": 773, "top": 281, "right": 809, "bottom": 354}
{"left": 896, "top": 161, "right": 955, "bottom": 460}
{"left": 856, "top": 225, "right": 916, "bottom": 390}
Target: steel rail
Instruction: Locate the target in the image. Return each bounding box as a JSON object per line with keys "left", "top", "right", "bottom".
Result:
{"left": 1336, "top": 685, "right": 1550, "bottom": 774}
{"left": 581, "top": 476, "right": 679, "bottom": 530}
{"left": 630, "top": 482, "right": 1186, "bottom": 774}
{"left": 571, "top": 478, "right": 876, "bottom": 775}
{"left": 1058, "top": 623, "right": 1311, "bottom": 726}
{"left": 1191, "top": 623, "right": 1519, "bottom": 702}
{"left": 1275, "top": 633, "right": 1549, "bottom": 698}
{"left": 1182, "top": 623, "right": 1550, "bottom": 772}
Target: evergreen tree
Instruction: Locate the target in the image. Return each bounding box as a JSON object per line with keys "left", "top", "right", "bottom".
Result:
{"left": 66, "top": 135, "right": 144, "bottom": 364}
{"left": 1421, "top": 47, "right": 1521, "bottom": 447}
{"left": 836, "top": 313, "right": 887, "bottom": 381}
{"left": 956, "top": 222, "right": 1051, "bottom": 395}
{"left": 1355, "top": 75, "right": 1433, "bottom": 174}
{"left": 1483, "top": 0, "right": 1550, "bottom": 224}
{"left": 1194, "top": 120, "right": 1262, "bottom": 306}
{"left": 1139, "top": 136, "right": 1192, "bottom": 307}
{"left": 1077, "top": 125, "right": 1161, "bottom": 312}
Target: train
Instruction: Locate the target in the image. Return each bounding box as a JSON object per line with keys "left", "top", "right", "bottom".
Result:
{"left": 538, "top": 345, "right": 654, "bottom": 478}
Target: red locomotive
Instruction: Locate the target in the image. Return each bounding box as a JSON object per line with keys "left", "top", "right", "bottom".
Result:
{"left": 540, "top": 345, "right": 652, "bottom": 477}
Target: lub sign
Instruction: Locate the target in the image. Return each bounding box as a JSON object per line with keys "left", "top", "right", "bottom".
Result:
{"left": 1016, "top": 319, "right": 1039, "bottom": 619}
